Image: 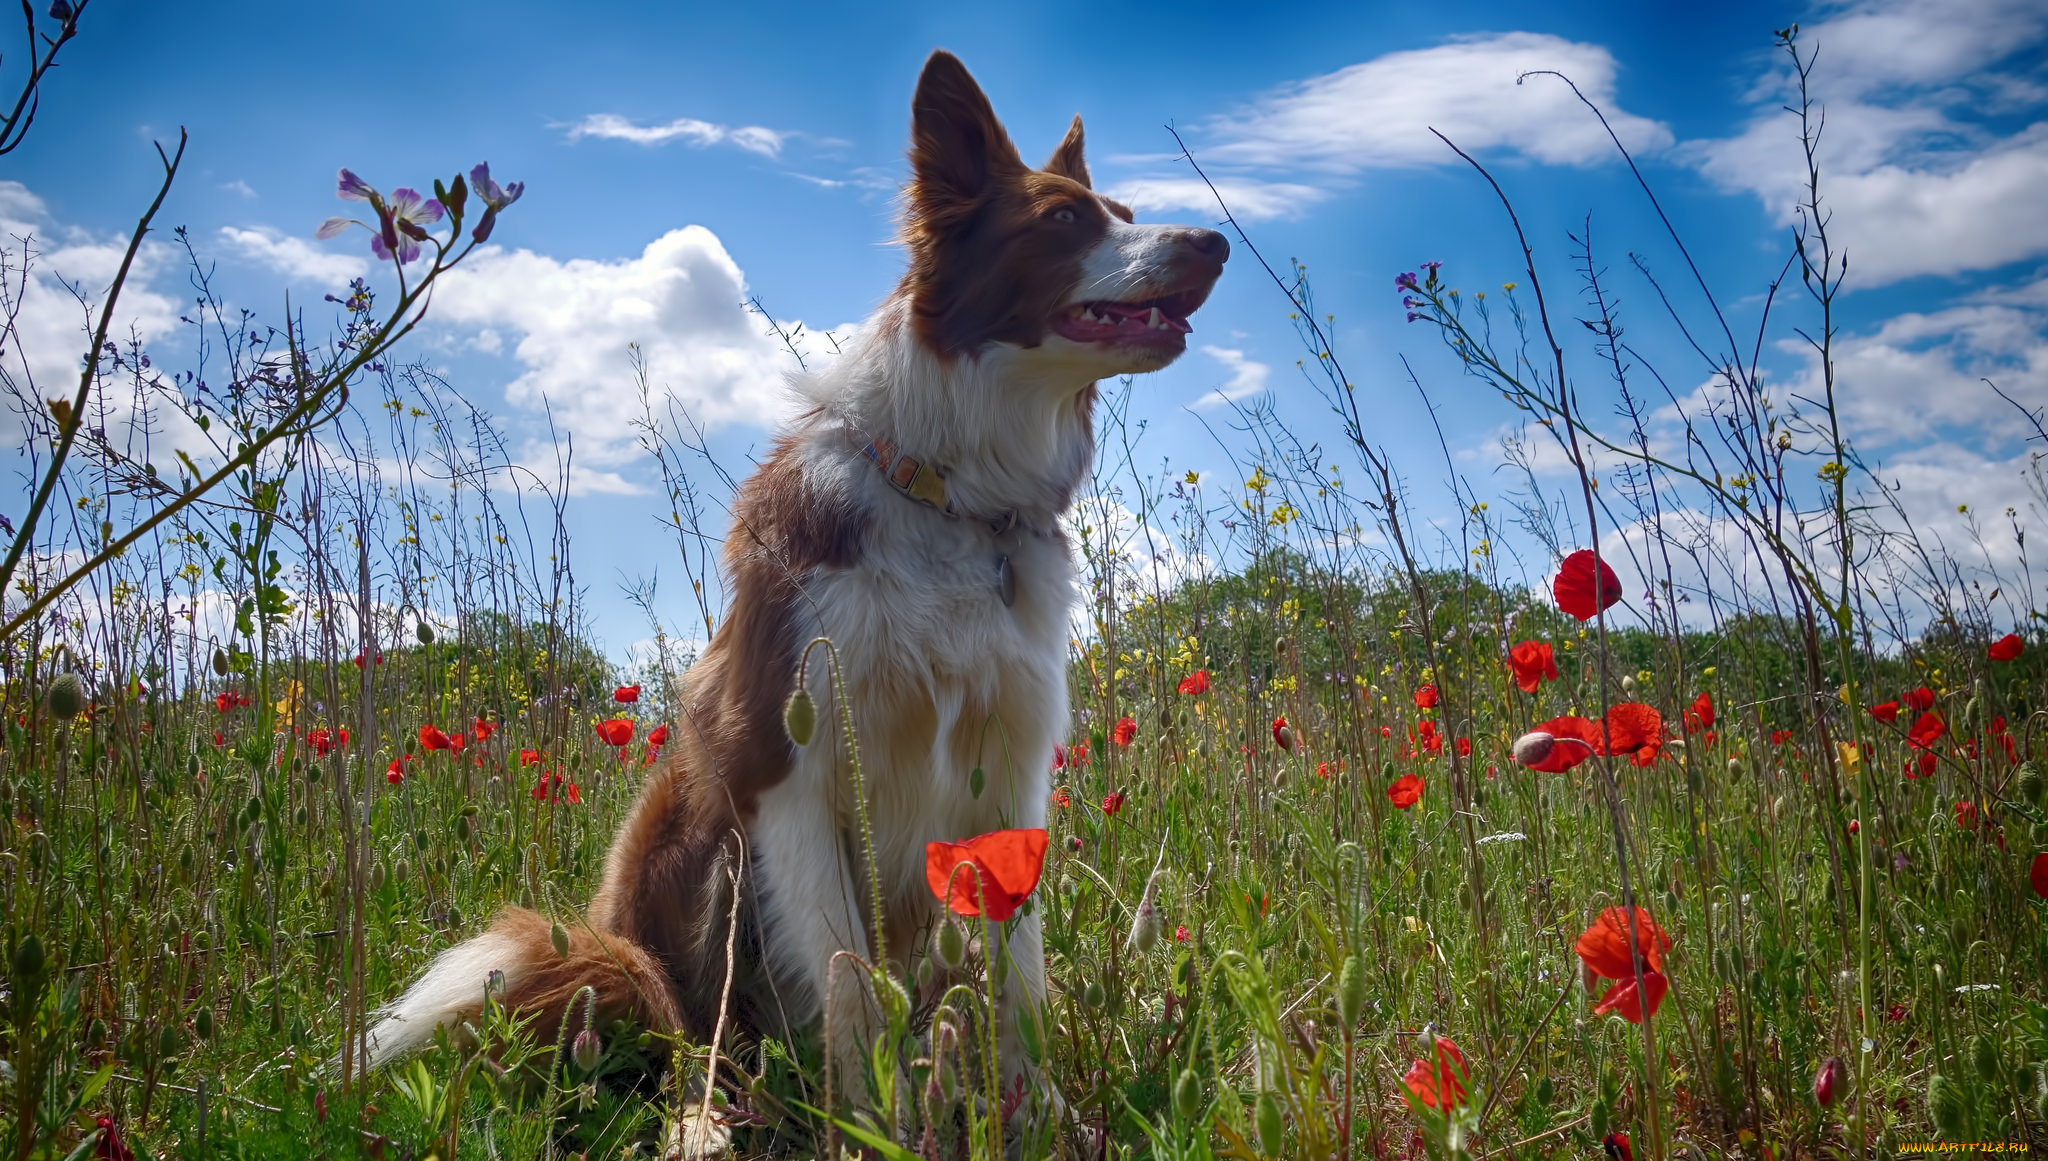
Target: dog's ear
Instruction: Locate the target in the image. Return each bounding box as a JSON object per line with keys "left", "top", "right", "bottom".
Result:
{"left": 910, "top": 51, "right": 1024, "bottom": 213}
{"left": 1042, "top": 115, "right": 1090, "bottom": 188}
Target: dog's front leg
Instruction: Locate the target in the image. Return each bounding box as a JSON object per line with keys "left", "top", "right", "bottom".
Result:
{"left": 752, "top": 780, "right": 883, "bottom": 1113}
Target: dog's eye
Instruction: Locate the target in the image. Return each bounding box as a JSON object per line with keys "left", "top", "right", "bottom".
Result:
{"left": 1053, "top": 207, "right": 1076, "bottom": 223}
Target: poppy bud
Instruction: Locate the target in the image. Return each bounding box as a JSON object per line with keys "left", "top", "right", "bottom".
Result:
{"left": 12, "top": 932, "right": 45, "bottom": 982}
{"left": 2016, "top": 762, "right": 2043, "bottom": 806}
{"left": 486, "top": 969, "right": 506, "bottom": 1000}
{"left": 1928, "top": 1073, "right": 1966, "bottom": 1137}
{"left": 1337, "top": 954, "right": 1366, "bottom": 1028}
{"left": 416, "top": 620, "right": 436, "bottom": 645}
{"left": 934, "top": 917, "right": 966, "bottom": 970}
{"left": 1727, "top": 757, "right": 1743, "bottom": 778}
{"left": 1971, "top": 1033, "right": 2001, "bottom": 1083}
{"left": 1173, "top": 1068, "right": 1204, "bottom": 1122}
{"left": 550, "top": 921, "right": 571, "bottom": 959}
{"left": 571, "top": 1028, "right": 602, "bottom": 1074}
{"left": 1813, "top": 1055, "right": 1844, "bottom": 1106}
{"left": 1847, "top": 819, "right": 1859, "bottom": 835}
{"left": 46, "top": 672, "right": 84, "bottom": 720}
{"left": 47, "top": 0, "right": 74, "bottom": 22}
{"left": 212, "top": 647, "right": 229, "bottom": 676}
{"left": 784, "top": 688, "right": 816, "bottom": 746}
{"left": 1512, "top": 731, "right": 1555, "bottom": 767}
{"left": 1255, "top": 1091, "right": 1284, "bottom": 1156}
{"left": 1127, "top": 899, "right": 1162, "bottom": 955}
{"left": 1081, "top": 978, "right": 1105, "bottom": 1010}
{"left": 1621, "top": 675, "right": 1638, "bottom": 695}
{"left": 195, "top": 1007, "right": 214, "bottom": 1040}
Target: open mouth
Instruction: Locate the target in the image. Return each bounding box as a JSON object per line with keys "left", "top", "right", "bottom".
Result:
{"left": 1050, "top": 288, "right": 1206, "bottom": 346}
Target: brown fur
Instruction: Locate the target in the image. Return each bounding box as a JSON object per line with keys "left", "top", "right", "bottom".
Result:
{"left": 901, "top": 52, "right": 1117, "bottom": 357}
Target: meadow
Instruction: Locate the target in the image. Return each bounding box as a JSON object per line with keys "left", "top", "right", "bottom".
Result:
{"left": 4, "top": 16, "right": 2048, "bottom": 1161}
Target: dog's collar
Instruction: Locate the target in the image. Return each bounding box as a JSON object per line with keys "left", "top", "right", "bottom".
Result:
{"left": 860, "top": 433, "right": 1019, "bottom": 536}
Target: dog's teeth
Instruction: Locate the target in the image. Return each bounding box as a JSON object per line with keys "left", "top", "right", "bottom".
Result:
{"left": 1147, "top": 307, "right": 1165, "bottom": 329}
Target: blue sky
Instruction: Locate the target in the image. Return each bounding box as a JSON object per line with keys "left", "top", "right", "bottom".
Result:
{"left": 12, "top": 0, "right": 2047, "bottom": 658}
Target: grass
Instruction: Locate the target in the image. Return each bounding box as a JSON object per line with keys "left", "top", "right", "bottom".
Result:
{"left": 5, "top": 22, "right": 2048, "bottom": 1161}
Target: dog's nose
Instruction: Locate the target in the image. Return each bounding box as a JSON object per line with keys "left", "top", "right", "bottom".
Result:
{"left": 1184, "top": 228, "right": 1230, "bottom": 263}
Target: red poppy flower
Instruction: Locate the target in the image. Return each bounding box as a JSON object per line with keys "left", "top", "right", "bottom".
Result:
{"left": 1413, "top": 684, "right": 1439, "bottom": 709}
{"left": 1904, "top": 686, "right": 1935, "bottom": 712}
{"left": 1112, "top": 716, "right": 1137, "bottom": 747}
{"left": 1906, "top": 711, "right": 1945, "bottom": 750}
{"left": 614, "top": 684, "right": 641, "bottom": 703}
{"left": 1051, "top": 744, "right": 1066, "bottom": 771}
{"left": 1177, "top": 670, "right": 1211, "bottom": 695}
{"left": 307, "top": 727, "right": 340, "bottom": 757}
{"left": 1603, "top": 702, "right": 1665, "bottom": 766}
{"left": 1683, "top": 692, "right": 1714, "bottom": 734}
{"left": 1175, "top": 925, "right": 1191, "bottom": 943}
{"left": 1400, "top": 1035, "right": 1468, "bottom": 1110}
{"left": 1070, "top": 741, "right": 1091, "bottom": 767}
{"left": 1456, "top": 736, "right": 1472, "bottom": 757}
{"left": 1954, "top": 800, "right": 1977, "bottom": 830}
{"left": 448, "top": 732, "right": 468, "bottom": 754}
{"left": 1378, "top": 725, "right": 1392, "bottom": 739}
{"left": 1387, "top": 772, "right": 1424, "bottom": 809}
{"left": 1514, "top": 715, "right": 1602, "bottom": 773}
{"left": 1575, "top": 906, "right": 1672, "bottom": 1023}
{"left": 419, "top": 724, "right": 452, "bottom": 751}
{"left": 564, "top": 780, "right": 582, "bottom": 805}
{"left": 647, "top": 724, "right": 670, "bottom": 747}
{"left": 1414, "top": 718, "right": 1445, "bottom": 755}
{"left": 594, "top": 718, "right": 634, "bottom": 746}
{"left": 1989, "top": 633, "right": 2023, "bottom": 662}
{"left": 214, "top": 692, "right": 234, "bottom": 713}
{"left": 386, "top": 757, "right": 407, "bottom": 784}
{"left": 924, "top": 828, "right": 1049, "bottom": 922}
{"left": 519, "top": 748, "right": 540, "bottom": 767}
{"left": 1864, "top": 701, "right": 1898, "bottom": 726}
{"left": 1604, "top": 1132, "right": 1634, "bottom": 1161}
{"left": 1553, "top": 550, "right": 1623, "bottom": 621}
{"left": 2031, "top": 852, "right": 2048, "bottom": 899}
{"left": 212, "top": 731, "right": 225, "bottom": 748}
{"left": 472, "top": 717, "right": 494, "bottom": 741}
{"left": 1505, "top": 640, "right": 1557, "bottom": 694}
{"left": 1316, "top": 760, "right": 1340, "bottom": 779}
{"left": 1051, "top": 787, "right": 1069, "bottom": 808}
{"left": 1272, "top": 717, "right": 1295, "bottom": 752}
{"left": 1912, "top": 751, "right": 1938, "bottom": 778}
{"left": 1771, "top": 728, "right": 1794, "bottom": 745}
{"left": 1101, "top": 791, "right": 1125, "bottom": 816}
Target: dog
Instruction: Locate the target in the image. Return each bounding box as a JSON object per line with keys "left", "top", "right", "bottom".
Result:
{"left": 358, "top": 47, "right": 1226, "bottom": 1139}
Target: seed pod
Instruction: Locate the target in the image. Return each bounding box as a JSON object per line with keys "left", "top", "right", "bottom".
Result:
{"left": 550, "top": 921, "right": 571, "bottom": 958}
{"left": 571, "top": 1028, "right": 602, "bottom": 1074}
{"left": 1255, "top": 1091, "right": 1284, "bottom": 1157}
{"left": 1337, "top": 954, "right": 1367, "bottom": 1028}
{"left": 1534, "top": 1074, "right": 1554, "bottom": 1106}
{"left": 212, "top": 648, "right": 229, "bottom": 676}
{"left": 1173, "top": 1068, "right": 1204, "bottom": 1122}
{"left": 416, "top": 620, "right": 436, "bottom": 645}
{"left": 1081, "top": 978, "right": 1105, "bottom": 1010}
{"left": 455, "top": 815, "right": 471, "bottom": 843}
{"left": 196, "top": 1007, "right": 217, "bottom": 1041}
{"left": 187, "top": 752, "right": 201, "bottom": 779}
{"left": 46, "top": 672, "right": 84, "bottom": 720}
{"left": 1726, "top": 757, "right": 1743, "bottom": 778}
{"left": 969, "top": 766, "right": 985, "bottom": 798}
{"left": 1928, "top": 1073, "right": 1967, "bottom": 1138}
{"left": 784, "top": 688, "right": 816, "bottom": 747}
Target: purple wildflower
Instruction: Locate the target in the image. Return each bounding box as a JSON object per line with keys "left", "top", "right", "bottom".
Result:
{"left": 1396, "top": 271, "right": 1419, "bottom": 292}
{"left": 1420, "top": 260, "right": 1442, "bottom": 272}
{"left": 467, "top": 162, "right": 524, "bottom": 244}
{"left": 374, "top": 188, "right": 444, "bottom": 264}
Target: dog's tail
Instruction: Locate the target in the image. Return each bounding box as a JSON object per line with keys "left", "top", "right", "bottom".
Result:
{"left": 348, "top": 906, "right": 682, "bottom": 1073}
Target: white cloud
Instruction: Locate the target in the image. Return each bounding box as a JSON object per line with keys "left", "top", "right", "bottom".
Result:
{"left": 430, "top": 226, "right": 799, "bottom": 469}
{"left": 1104, "top": 176, "right": 1325, "bottom": 223}
{"left": 1686, "top": 0, "right": 2048, "bottom": 285}
{"left": 220, "top": 179, "right": 257, "bottom": 199}
{"left": 0, "top": 181, "right": 179, "bottom": 398}
{"left": 559, "top": 113, "right": 790, "bottom": 157}
{"left": 1778, "top": 278, "right": 2048, "bottom": 447}
{"left": 1199, "top": 32, "right": 1671, "bottom": 172}
{"left": 1190, "top": 345, "right": 1272, "bottom": 410}
{"left": 218, "top": 225, "right": 369, "bottom": 288}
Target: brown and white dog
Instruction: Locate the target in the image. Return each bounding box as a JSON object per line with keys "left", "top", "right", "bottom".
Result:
{"left": 361, "top": 49, "right": 1225, "bottom": 1125}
